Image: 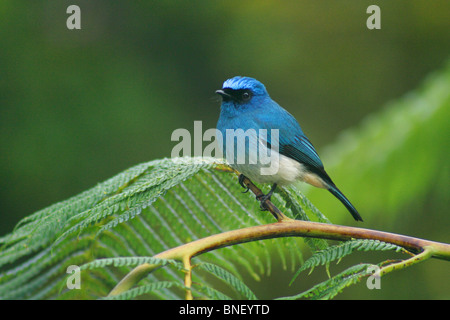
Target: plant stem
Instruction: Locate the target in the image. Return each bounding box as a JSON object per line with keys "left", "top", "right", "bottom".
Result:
{"left": 237, "top": 175, "right": 291, "bottom": 222}
{"left": 378, "top": 245, "right": 436, "bottom": 277}
{"left": 107, "top": 219, "right": 450, "bottom": 297}
{"left": 183, "top": 255, "right": 193, "bottom": 300}
{"left": 108, "top": 169, "right": 449, "bottom": 297}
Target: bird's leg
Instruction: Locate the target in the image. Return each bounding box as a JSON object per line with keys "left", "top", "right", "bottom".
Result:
{"left": 256, "top": 183, "right": 278, "bottom": 211}
{"left": 238, "top": 174, "right": 250, "bottom": 193}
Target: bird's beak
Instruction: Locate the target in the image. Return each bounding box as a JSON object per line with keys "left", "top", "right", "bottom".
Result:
{"left": 215, "top": 89, "right": 233, "bottom": 101}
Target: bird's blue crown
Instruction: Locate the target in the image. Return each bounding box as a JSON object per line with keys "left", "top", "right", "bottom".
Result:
{"left": 222, "top": 76, "right": 268, "bottom": 96}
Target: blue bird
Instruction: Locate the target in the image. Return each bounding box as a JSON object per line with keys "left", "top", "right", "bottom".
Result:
{"left": 216, "top": 76, "right": 363, "bottom": 222}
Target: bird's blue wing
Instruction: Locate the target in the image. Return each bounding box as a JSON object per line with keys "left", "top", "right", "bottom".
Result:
{"left": 280, "top": 133, "right": 335, "bottom": 185}
{"left": 280, "top": 135, "right": 323, "bottom": 170}
{"left": 254, "top": 104, "right": 333, "bottom": 184}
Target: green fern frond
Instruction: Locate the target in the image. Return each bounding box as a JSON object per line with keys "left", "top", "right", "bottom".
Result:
{"left": 80, "top": 256, "right": 183, "bottom": 271}
{"left": 1, "top": 156, "right": 319, "bottom": 299}
{"left": 280, "top": 263, "right": 373, "bottom": 300}
{"left": 196, "top": 262, "right": 258, "bottom": 300}
{"left": 278, "top": 186, "right": 329, "bottom": 252}
{"left": 290, "top": 239, "right": 404, "bottom": 285}
{"left": 51, "top": 158, "right": 216, "bottom": 249}
{"left": 102, "top": 281, "right": 183, "bottom": 300}
{"left": 193, "top": 284, "right": 233, "bottom": 300}
{"left": 281, "top": 186, "right": 331, "bottom": 224}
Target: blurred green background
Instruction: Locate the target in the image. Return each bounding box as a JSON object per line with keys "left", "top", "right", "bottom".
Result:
{"left": 1, "top": 1, "right": 449, "bottom": 299}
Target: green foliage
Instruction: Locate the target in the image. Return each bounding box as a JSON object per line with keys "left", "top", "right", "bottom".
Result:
{"left": 102, "top": 281, "right": 184, "bottom": 301}
{"left": 307, "top": 61, "right": 450, "bottom": 222}
{"left": 291, "top": 239, "right": 405, "bottom": 283}
{"left": 0, "top": 157, "right": 308, "bottom": 299}
{"left": 196, "top": 263, "right": 258, "bottom": 300}
{"left": 279, "top": 264, "right": 374, "bottom": 300}
{"left": 80, "top": 257, "right": 183, "bottom": 271}
{"left": 1, "top": 62, "right": 449, "bottom": 300}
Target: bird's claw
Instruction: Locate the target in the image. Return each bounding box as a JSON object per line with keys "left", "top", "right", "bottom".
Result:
{"left": 238, "top": 174, "right": 250, "bottom": 193}
{"left": 256, "top": 193, "right": 271, "bottom": 211}
{"left": 256, "top": 183, "right": 278, "bottom": 211}
{"left": 237, "top": 176, "right": 277, "bottom": 211}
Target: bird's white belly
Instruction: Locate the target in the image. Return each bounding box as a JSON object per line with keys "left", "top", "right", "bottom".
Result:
{"left": 230, "top": 152, "right": 306, "bottom": 186}
{"left": 223, "top": 129, "right": 325, "bottom": 187}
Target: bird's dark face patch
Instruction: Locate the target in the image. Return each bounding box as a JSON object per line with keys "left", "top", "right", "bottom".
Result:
{"left": 218, "top": 88, "right": 253, "bottom": 104}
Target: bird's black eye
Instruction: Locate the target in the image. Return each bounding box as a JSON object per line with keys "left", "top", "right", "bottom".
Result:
{"left": 241, "top": 91, "right": 252, "bottom": 102}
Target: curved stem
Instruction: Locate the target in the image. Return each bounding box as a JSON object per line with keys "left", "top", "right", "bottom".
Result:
{"left": 108, "top": 219, "right": 450, "bottom": 297}
{"left": 108, "top": 168, "right": 449, "bottom": 297}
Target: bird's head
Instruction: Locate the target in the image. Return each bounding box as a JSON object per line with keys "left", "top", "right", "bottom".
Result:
{"left": 216, "top": 77, "right": 269, "bottom": 114}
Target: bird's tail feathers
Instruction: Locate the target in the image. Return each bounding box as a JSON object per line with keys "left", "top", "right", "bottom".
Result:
{"left": 327, "top": 185, "right": 363, "bottom": 222}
